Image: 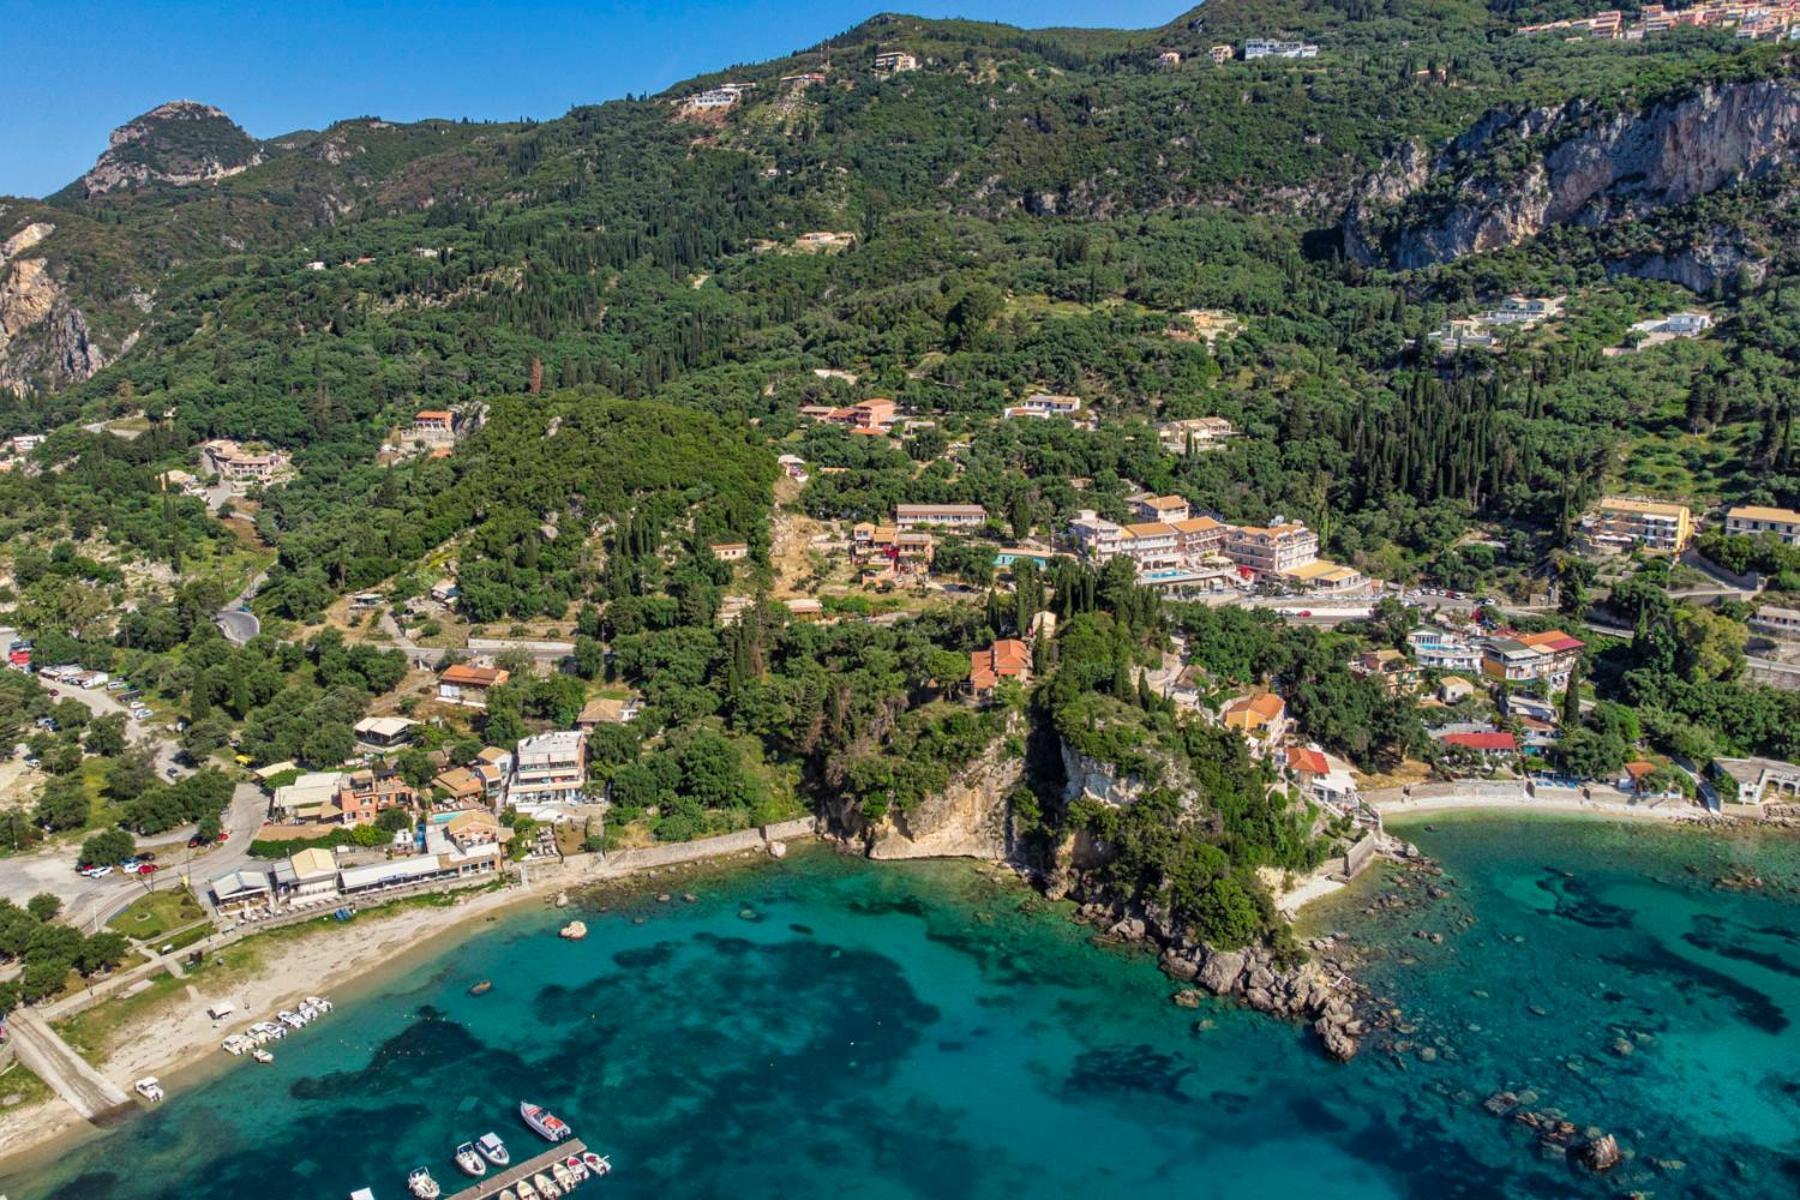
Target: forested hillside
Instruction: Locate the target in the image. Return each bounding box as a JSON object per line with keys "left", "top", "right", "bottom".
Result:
{"left": 2, "top": 0, "right": 1799, "bottom": 1008}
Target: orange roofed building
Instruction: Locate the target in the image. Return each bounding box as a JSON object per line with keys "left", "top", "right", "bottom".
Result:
{"left": 1222, "top": 691, "right": 1288, "bottom": 752}
{"left": 437, "top": 664, "right": 510, "bottom": 708}
{"left": 969, "top": 639, "right": 1031, "bottom": 701}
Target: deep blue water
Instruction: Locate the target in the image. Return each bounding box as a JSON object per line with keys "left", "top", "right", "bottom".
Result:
{"left": 3, "top": 819, "right": 1798, "bottom": 1200}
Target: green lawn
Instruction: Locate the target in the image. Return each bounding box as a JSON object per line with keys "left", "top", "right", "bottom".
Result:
{"left": 107, "top": 886, "right": 208, "bottom": 942}
{"left": 0, "top": 1061, "right": 55, "bottom": 1109}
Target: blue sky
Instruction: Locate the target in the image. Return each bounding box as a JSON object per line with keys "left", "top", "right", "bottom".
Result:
{"left": 4, "top": 1, "right": 1187, "bottom": 197}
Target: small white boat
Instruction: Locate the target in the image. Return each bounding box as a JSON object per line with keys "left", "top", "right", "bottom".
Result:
{"left": 279, "top": 1009, "right": 306, "bottom": 1029}
{"left": 454, "top": 1143, "right": 487, "bottom": 1177}
{"left": 563, "top": 1154, "right": 588, "bottom": 1182}
{"left": 514, "top": 1181, "right": 539, "bottom": 1200}
{"left": 533, "top": 1173, "right": 561, "bottom": 1199}
{"left": 134, "top": 1077, "right": 165, "bottom": 1102}
{"left": 520, "top": 1101, "right": 573, "bottom": 1142}
{"left": 581, "top": 1152, "right": 610, "bottom": 1177}
{"left": 221, "top": 1037, "right": 246, "bottom": 1056}
{"left": 550, "top": 1161, "right": 575, "bottom": 1191}
{"left": 500, "top": 1191, "right": 519, "bottom": 1200}
{"left": 252, "top": 1048, "right": 274, "bottom": 1064}
{"left": 307, "top": 994, "right": 334, "bottom": 1012}
{"left": 477, "top": 1132, "right": 511, "bottom": 1167}
{"left": 407, "top": 1168, "right": 440, "bottom": 1200}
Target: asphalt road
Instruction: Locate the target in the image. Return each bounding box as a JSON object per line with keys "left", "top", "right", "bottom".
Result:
{"left": 215, "top": 570, "right": 268, "bottom": 644}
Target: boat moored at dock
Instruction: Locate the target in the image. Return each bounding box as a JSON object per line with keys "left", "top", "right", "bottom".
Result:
{"left": 477, "top": 1132, "right": 511, "bottom": 1167}
{"left": 407, "top": 1167, "right": 441, "bottom": 1199}
{"left": 454, "top": 1142, "right": 487, "bottom": 1177}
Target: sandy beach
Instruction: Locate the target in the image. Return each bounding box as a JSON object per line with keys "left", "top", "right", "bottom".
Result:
{"left": 1373, "top": 792, "right": 1715, "bottom": 823}
{"left": 0, "top": 838, "right": 801, "bottom": 1173}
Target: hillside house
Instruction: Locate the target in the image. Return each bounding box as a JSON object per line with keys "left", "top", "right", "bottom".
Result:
{"left": 1209, "top": 44, "right": 1235, "bottom": 63}
{"left": 1157, "top": 416, "right": 1236, "bottom": 454}
{"left": 1725, "top": 505, "right": 1800, "bottom": 546}
{"left": 852, "top": 523, "right": 935, "bottom": 580}
{"left": 1281, "top": 559, "right": 1367, "bottom": 593}
{"left": 1440, "top": 730, "right": 1519, "bottom": 760}
{"left": 576, "top": 696, "right": 641, "bottom": 730}
{"left": 1410, "top": 628, "right": 1480, "bottom": 672}
{"left": 1158, "top": 50, "right": 1182, "bottom": 66}
{"left": 1222, "top": 692, "right": 1288, "bottom": 745}
{"left": 1711, "top": 756, "right": 1800, "bottom": 808}
{"left": 1286, "top": 746, "right": 1358, "bottom": 810}
{"left": 709, "top": 542, "right": 750, "bottom": 562}
{"left": 1749, "top": 605, "right": 1800, "bottom": 639}
{"left": 353, "top": 716, "right": 417, "bottom": 749}
{"left": 1129, "top": 493, "right": 1191, "bottom": 523}
{"left": 969, "top": 639, "right": 1030, "bottom": 701}
{"left": 437, "top": 664, "right": 510, "bottom": 708}
{"left": 1243, "top": 38, "right": 1319, "bottom": 58}
{"left": 1004, "top": 393, "right": 1082, "bottom": 420}
{"left": 201, "top": 440, "right": 291, "bottom": 486}
{"left": 1350, "top": 648, "right": 1416, "bottom": 693}
{"left": 874, "top": 50, "right": 919, "bottom": 72}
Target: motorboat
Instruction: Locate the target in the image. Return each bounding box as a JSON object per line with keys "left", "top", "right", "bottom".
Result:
{"left": 477, "top": 1132, "right": 511, "bottom": 1167}
{"left": 306, "top": 994, "right": 333, "bottom": 1012}
{"left": 407, "top": 1168, "right": 441, "bottom": 1200}
{"left": 514, "top": 1181, "right": 539, "bottom": 1200}
{"left": 469, "top": 979, "right": 493, "bottom": 996}
{"left": 580, "top": 1152, "right": 609, "bottom": 1178}
{"left": 278, "top": 1009, "right": 307, "bottom": 1029}
{"left": 563, "top": 1155, "right": 588, "bottom": 1182}
{"left": 550, "top": 1160, "right": 575, "bottom": 1191}
{"left": 134, "top": 1077, "right": 165, "bottom": 1102}
{"left": 532, "top": 1173, "right": 561, "bottom": 1199}
{"left": 519, "top": 1101, "right": 572, "bottom": 1142}
{"left": 500, "top": 1192, "right": 518, "bottom": 1200}
{"left": 454, "top": 1143, "right": 488, "bottom": 1177}
{"left": 253, "top": 1048, "right": 274, "bottom": 1064}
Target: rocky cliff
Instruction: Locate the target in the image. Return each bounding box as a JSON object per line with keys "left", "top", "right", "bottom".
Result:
{"left": 866, "top": 733, "right": 1023, "bottom": 861}
{"left": 73, "top": 101, "right": 264, "bottom": 197}
{"left": 0, "top": 220, "right": 105, "bottom": 397}
{"left": 1343, "top": 80, "right": 1800, "bottom": 272}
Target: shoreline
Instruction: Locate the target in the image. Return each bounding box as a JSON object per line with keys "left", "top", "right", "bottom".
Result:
{"left": 1371, "top": 793, "right": 1719, "bottom": 824}
{"left": 0, "top": 838, "right": 803, "bottom": 1176}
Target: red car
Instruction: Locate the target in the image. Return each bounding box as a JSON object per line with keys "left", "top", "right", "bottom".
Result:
{"left": 133, "top": 863, "right": 160, "bottom": 876}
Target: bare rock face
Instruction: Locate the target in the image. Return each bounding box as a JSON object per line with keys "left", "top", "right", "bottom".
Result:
{"left": 75, "top": 100, "right": 264, "bottom": 197}
{"left": 1344, "top": 81, "right": 1800, "bottom": 272}
{"left": 0, "top": 220, "right": 105, "bottom": 397}
{"left": 866, "top": 731, "right": 1023, "bottom": 861}
{"left": 1061, "top": 740, "right": 1153, "bottom": 807}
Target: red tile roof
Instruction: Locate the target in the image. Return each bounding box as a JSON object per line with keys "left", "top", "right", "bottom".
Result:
{"left": 1286, "top": 747, "right": 1329, "bottom": 776}
{"left": 970, "top": 639, "right": 1030, "bottom": 692}
{"left": 1518, "top": 630, "right": 1585, "bottom": 653}
{"left": 1443, "top": 731, "right": 1518, "bottom": 752}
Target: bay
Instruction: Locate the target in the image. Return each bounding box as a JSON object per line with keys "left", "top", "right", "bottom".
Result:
{"left": 3, "top": 818, "right": 1797, "bottom": 1200}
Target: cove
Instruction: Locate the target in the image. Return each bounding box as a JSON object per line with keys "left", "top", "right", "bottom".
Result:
{"left": 3, "top": 821, "right": 1797, "bottom": 1200}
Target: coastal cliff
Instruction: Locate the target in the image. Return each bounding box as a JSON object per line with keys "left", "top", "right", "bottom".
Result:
{"left": 866, "top": 733, "right": 1023, "bottom": 861}
{"left": 1343, "top": 80, "right": 1800, "bottom": 276}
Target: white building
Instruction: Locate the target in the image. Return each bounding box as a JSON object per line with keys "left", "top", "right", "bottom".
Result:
{"left": 510, "top": 730, "right": 587, "bottom": 810}
{"left": 874, "top": 50, "right": 919, "bottom": 72}
{"left": 1243, "top": 39, "right": 1319, "bottom": 59}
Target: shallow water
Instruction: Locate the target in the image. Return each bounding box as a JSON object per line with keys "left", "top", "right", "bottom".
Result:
{"left": 3, "top": 820, "right": 1797, "bottom": 1200}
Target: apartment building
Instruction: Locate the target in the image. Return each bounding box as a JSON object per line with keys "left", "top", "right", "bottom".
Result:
{"left": 873, "top": 50, "right": 919, "bottom": 72}
{"left": 1223, "top": 521, "right": 1318, "bottom": 575}
{"left": 1479, "top": 630, "right": 1585, "bottom": 689}
{"left": 331, "top": 770, "right": 417, "bottom": 826}
{"left": 1581, "top": 496, "right": 1693, "bottom": 554}
{"left": 852, "top": 523, "right": 935, "bottom": 579}
{"left": 894, "top": 503, "right": 987, "bottom": 530}
{"left": 1725, "top": 505, "right": 1800, "bottom": 546}
{"left": 202, "top": 440, "right": 291, "bottom": 485}
{"left": 1173, "top": 515, "right": 1227, "bottom": 558}
{"left": 510, "top": 730, "right": 587, "bottom": 809}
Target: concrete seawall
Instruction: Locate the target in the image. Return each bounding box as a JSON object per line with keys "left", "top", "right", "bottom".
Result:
{"left": 597, "top": 817, "right": 819, "bottom": 872}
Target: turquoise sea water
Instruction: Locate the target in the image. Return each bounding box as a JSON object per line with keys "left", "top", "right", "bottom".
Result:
{"left": 3, "top": 819, "right": 1798, "bottom": 1200}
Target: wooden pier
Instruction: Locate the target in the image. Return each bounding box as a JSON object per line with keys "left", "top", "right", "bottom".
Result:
{"left": 443, "top": 1138, "right": 590, "bottom": 1200}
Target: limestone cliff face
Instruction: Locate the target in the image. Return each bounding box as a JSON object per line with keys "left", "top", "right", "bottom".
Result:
{"left": 76, "top": 101, "right": 264, "bottom": 197}
{"left": 1060, "top": 739, "right": 1154, "bottom": 807}
{"left": 1344, "top": 81, "right": 1800, "bottom": 273}
{"left": 0, "top": 221, "right": 105, "bottom": 397}
{"left": 867, "top": 733, "right": 1023, "bottom": 861}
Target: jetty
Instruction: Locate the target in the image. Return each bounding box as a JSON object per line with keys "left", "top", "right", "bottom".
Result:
{"left": 444, "top": 1138, "right": 591, "bottom": 1200}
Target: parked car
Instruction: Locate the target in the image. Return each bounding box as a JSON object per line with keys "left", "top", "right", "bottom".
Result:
{"left": 133, "top": 863, "right": 160, "bottom": 876}
{"left": 78, "top": 864, "right": 114, "bottom": 878}
{"left": 165, "top": 766, "right": 180, "bottom": 778}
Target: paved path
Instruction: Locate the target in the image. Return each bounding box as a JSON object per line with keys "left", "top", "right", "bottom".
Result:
{"left": 215, "top": 570, "right": 268, "bottom": 644}
{"left": 5, "top": 1007, "right": 131, "bottom": 1120}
